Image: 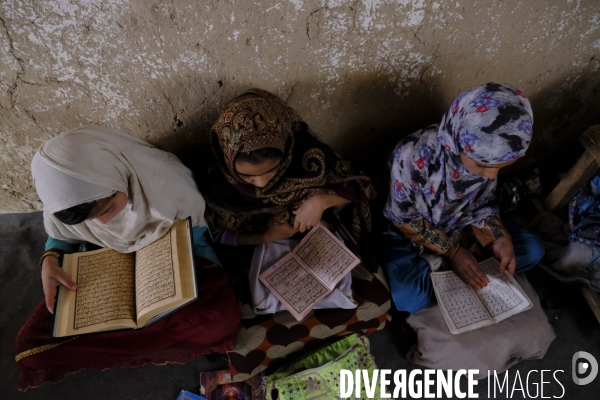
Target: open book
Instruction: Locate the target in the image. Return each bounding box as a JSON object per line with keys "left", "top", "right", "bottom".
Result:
{"left": 431, "top": 258, "right": 532, "bottom": 334}
{"left": 259, "top": 223, "right": 360, "bottom": 321}
{"left": 53, "top": 219, "right": 197, "bottom": 337}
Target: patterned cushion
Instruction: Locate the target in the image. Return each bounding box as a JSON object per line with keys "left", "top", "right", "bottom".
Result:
{"left": 227, "top": 264, "right": 390, "bottom": 381}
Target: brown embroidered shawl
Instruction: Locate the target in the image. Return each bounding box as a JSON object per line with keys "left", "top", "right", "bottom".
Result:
{"left": 199, "top": 89, "right": 376, "bottom": 242}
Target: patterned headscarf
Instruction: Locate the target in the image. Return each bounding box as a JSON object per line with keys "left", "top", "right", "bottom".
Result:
{"left": 210, "top": 88, "right": 301, "bottom": 190}
{"left": 202, "top": 89, "right": 376, "bottom": 239}
{"left": 384, "top": 82, "right": 534, "bottom": 233}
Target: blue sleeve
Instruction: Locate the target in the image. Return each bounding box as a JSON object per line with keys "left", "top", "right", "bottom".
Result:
{"left": 45, "top": 236, "right": 80, "bottom": 254}
{"left": 191, "top": 226, "right": 222, "bottom": 267}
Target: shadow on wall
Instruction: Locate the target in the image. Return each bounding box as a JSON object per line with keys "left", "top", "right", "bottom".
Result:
{"left": 148, "top": 71, "right": 447, "bottom": 177}
{"left": 333, "top": 72, "right": 447, "bottom": 172}
{"left": 146, "top": 67, "right": 600, "bottom": 182}
{"left": 498, "top": 65, "right": 600, "bottom": 179}
{"left": 530, "top": 68, "right": 600, "bottom": 172}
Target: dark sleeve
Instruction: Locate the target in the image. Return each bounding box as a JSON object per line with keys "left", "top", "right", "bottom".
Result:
{"left": 212, "top": 229, "right": 239, "bottom": 247}
{"left": 395, "top": 217, "right": 454, "bottom": 255}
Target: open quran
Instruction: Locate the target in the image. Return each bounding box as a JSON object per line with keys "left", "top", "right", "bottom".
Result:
{"left": 52, "top": 219, "right": 197, "bottom": 337}
{"left": 431, "top": 258, "right": 533, "bottom": 334}
{"left": 259, "top": 223, "right": 360, "bottom": 321}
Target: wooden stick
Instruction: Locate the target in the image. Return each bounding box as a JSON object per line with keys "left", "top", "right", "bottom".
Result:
{"left": 580, "top": 286, "right": 600, "bottom": 324}
{"left": 543, "top": 151, "right": 598, "bottom": 212}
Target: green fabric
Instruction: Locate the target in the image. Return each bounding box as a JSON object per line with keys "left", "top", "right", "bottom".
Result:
{"left": 265, "top": 333, "right": 380, "bottom": 400}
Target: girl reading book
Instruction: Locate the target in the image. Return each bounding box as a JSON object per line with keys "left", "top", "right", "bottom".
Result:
{"left": 201, "top": 88, "right": 376, "bottom": 248}
{"left": 380, "top": 82, "right": 545, "bottom": 313}
{"left": 15, "top": 125, "right": 241, "bottom": 389}
{"left": 199, "top": 89, "right": 377, "bottom": 310}
{"left": 196, "top": 89, "right": 390, "bottom": 379}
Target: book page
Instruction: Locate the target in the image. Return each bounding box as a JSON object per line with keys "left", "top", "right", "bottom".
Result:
{"left": 294, "top": 223, "right": 360, "bottom": 290}
{"left": 431, "top": 258, "right": 533, "bottom": 334}
{"left": 135, "top": 230, "right": 178, "bottom": 315}
{"left": 73, "top": 250, "right": 136, "bottom": 329}
{"left": 477, "top": 258, "right": 532, "bottom": 322}
{"left": 431, "top": 271, "right": 491, "bottom": 333}
{"left": 53, "top": 220, "right": 196, "bottom": 337}
{"left": 260, "top": 255, "right": 330, "bottom": 321}
{"left": 135, "top": 219, "right": 197, "bottom": 327}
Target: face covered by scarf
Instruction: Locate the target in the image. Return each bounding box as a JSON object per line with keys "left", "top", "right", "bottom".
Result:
{"left": 32, "top": 125, "right": 207, "bottom": 253}
{"left": 200, "top": 88, "right": 376, "bottom": 236}
{"left": 384, "top": 82, "right": 534, "bottom": 233}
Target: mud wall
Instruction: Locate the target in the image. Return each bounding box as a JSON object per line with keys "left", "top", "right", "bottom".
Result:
{"left": 1, "top": 0, "right": 599, "bottom": 212}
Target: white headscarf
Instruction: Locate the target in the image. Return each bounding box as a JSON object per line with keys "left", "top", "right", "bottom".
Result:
{"left": 32, "top": 125, "right": 206, "bottom": 253}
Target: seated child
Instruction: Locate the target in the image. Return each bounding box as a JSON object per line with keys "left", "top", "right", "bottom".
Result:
{"left": 15, "top": 125, "right": 241, "bottom": 389}
{"left": 201, "top": 88, "right": 376, "bottom": 248}
{"left": 196, "top": 90, "right": 390, "bottom": 380}
{"left": 380, "top": 82, "right": 545, "bottom": 313}
{"left": 199, "top": 88, "right": 378, "bottom": 312}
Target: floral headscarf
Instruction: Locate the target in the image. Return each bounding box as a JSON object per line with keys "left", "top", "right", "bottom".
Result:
{"left": 384, "top": 82, "right": 534, "bottom": 233}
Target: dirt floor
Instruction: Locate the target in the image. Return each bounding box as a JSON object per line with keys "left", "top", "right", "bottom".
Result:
{"left": 1, "top": 212, "right": 599, "bottom": 399}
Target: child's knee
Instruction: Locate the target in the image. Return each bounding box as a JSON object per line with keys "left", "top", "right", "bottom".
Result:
{"left": 529, "top": 234, "right": 545, "bottom": 263}
{"left": 516, "top": 233, "right": 545, "bottom": 272}
{"left": 391, "top": 282, "right": 433, "bottom": 313}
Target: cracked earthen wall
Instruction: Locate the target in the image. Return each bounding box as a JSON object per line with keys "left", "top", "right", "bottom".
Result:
{"left": 1, "top": 0, "right": 599, "bottom": 213}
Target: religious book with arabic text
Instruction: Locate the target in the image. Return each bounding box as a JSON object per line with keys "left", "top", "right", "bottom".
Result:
{"left": 52, "top": 218, "right": 197, "bottom": 337}
{"left": 431, "top": 258, "right": 533, "bottom": 334}
{"left": 259, "top": 223, "right": 361, "bottom": 321}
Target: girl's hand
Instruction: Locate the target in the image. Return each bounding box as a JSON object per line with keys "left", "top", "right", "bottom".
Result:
{"left": 292, "top": 195, "right": 326, "bottom": 232}
{"left": 41, "top": 256, "right": 78, "bottom": 314}
{"left": 492, "top": 236, "right": 516, "bottom": 274}
{"left": 449, "top": 247, "right": 489, "bottom": 290}
{"left": 262, "top": 224, "right": 298, "bottom": 244}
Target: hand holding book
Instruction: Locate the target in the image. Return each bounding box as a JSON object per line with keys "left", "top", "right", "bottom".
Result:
{"left": 41, "top": 256, "right": 78, "bottom": 314}
{"left": 492, "top": 236, "right": 517, "bottom": 274}
{"left": 52, "top": 219, "right": 197, "bottom": 337}
{"left": 431, "top": 258, "right": 533, "bottom": 334}
{"left": 259, "top": 223, "right": 360, "bottom": 321}
{"left": 446, "top": 246, "right": 489, "bottom": 290}
{"left": 292, "top": 193, "right": 349, "bottom": 233}
{"left": 447, "top": 237, "right": 517, "bottom": 290}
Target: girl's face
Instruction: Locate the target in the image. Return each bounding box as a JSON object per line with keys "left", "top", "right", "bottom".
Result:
{"left": 88, "top": 191, "right": 128, "bottom": 224}
{"left": 460, "top": 153, "right": 517, "bottom": 180}
{"left": 235, "top": 158, "right": 282, "bottom": 188}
